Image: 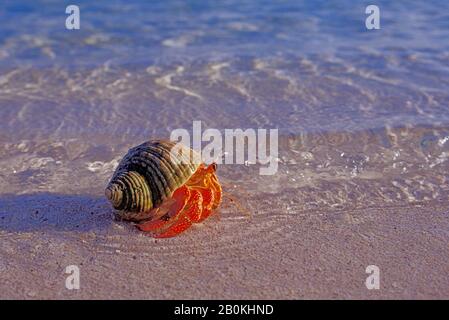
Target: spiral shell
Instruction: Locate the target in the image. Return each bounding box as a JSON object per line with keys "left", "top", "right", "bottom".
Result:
{"left": 105, "top": 140, "right": 201, "bottom": 221}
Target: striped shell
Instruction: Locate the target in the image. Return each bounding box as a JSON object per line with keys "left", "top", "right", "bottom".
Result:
{"left": 105, "top": 140, "right": 201, "bottom": 221}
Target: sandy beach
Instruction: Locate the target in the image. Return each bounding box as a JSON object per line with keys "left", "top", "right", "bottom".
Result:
{"left": 1, "top": 1, "right": 449, "bottom": 299}
{"left": 1, "top": 191, "right": 448, "bottom": 299}
{"left": 1, "top": 129, "right": 448, "bottom": 299}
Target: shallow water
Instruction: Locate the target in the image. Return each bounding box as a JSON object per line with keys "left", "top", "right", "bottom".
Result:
{"left": 1, "top": 0, "right": 448, "bottom": 203}
{"left": 1, "top": 0, "right": 449, "bottom": 299}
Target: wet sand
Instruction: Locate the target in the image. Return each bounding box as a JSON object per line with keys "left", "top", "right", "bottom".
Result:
{"left": 1, "top": 128, "right": 449, "bottom": 299}
{"left": 0, "top": 192, "right": 448, "bottom": 299}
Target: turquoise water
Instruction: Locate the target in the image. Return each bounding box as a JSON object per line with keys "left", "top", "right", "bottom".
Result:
{"left": 0, "top": 0, "right": 448, "bottom": 204}
{"left": 1, "top": 0, "right": 449, "bottom": 138}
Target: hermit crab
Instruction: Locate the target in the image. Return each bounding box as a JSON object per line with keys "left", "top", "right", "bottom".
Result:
{"left": 105, "top": 140, "right": 222, "bottom": 238}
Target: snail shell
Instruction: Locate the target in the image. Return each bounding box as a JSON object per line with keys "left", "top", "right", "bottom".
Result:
{"left": 105, "top": 140, "right": 201, "bottom": 221}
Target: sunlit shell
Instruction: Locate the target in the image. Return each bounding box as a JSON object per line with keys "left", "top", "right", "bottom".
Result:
{"left": 105, "top": 140, "right": 201, "bottom": 221}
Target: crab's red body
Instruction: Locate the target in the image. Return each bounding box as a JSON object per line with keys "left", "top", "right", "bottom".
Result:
{"left": 138, "top": 163, "right": 222, "bottom": 238}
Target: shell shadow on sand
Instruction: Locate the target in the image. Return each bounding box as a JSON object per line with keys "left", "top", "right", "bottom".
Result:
{"left": 0, "top": 193, "right": 113, "bottom": 233}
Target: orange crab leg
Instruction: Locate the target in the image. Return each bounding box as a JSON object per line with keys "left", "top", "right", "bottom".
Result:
{"left": 137, "top": 186, "right": 190, "bottom": 232}
{"left": 200, "top": 169, "right": 222, "bottom": 206}
{"left": 184, "top": 189, "right": 203, "bottom": 221}
{"left": 192, "top": 186, "right": 214, "bottom": 222}
{"left": 137, "top": 217, "right": 168, "bottom": 232}
{"left": 186, "top": 163, "right": 221, "bottom": 222}
{"left": 154, "top": 189, "right": 204, "bottom": 238}
{"left": 153, "top": 215, "right": 192, "bottom": 238}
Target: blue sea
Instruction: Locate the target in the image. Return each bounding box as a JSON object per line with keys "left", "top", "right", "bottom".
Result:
{"left": 0, "top": 0, "right": 448, "bottom": 202}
